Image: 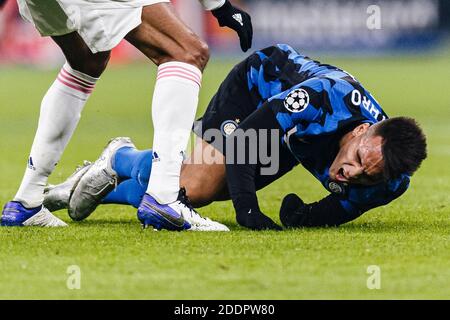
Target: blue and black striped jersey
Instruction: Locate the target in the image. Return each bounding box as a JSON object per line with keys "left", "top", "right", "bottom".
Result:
{"left": 246, "top": 44, "right": 410, "bottom": 216}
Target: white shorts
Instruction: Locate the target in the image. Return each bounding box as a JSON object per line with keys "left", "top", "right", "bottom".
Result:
{"left": 17, "top": 0, "right": 170, "bottom": 53}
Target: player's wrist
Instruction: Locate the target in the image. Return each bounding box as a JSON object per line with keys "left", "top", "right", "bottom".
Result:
{"left": 233, "top": 193, "right": 260, "bottom": 215}
{"left": 233, "top": 194, "right": 282, "bottom": 230}
{"left": 211, "top": 0, "right": 232, "bottom": 17}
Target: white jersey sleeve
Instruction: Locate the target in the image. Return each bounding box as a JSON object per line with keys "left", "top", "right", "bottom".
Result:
{"left": 198, "top": 0, "right": 226, "bottom": 11}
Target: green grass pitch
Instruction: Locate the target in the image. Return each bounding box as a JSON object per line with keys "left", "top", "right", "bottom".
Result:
{"left": 0, "top": 53, "right": 449, "bottom": 299}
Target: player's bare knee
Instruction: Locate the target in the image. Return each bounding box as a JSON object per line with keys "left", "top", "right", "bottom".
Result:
{"left": 83, "top": 52, "right": 110, "bottom": 77}
{"left": 68, "top": 51, "right": 110, "bottom": 78}
{"left": 162, "top": 38, "right": 210, "bottom": 71}
{"left": 190, "top": 40, "right": 210, "bottom": 70}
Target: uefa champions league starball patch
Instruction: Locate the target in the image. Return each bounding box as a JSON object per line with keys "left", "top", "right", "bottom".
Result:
{"left": 221, "top": 120, "right": 238, "bottom": 136}
{"left": 284, "top": 88, "right": 309, "bottom": 113}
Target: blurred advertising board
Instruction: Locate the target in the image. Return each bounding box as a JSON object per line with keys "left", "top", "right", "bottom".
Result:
{"left": 0, "top": 1, "right": 146, "bottom": 65}
{"left": 0, "top": 0, "right": 446, "bottom": 66}
{"left": 206, "top": 0, "right": 443, "bottom": 54}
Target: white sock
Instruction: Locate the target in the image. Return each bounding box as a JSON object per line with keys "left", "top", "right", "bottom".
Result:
{"left": 14, "top": 62, "right": 98, "bottom": 208}
{"left": 147, "top": 62, "right": 202, "bottom": 204}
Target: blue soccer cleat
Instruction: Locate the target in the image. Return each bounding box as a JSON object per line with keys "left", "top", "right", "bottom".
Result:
{"left": 1, "top": 201, "right": 67, "bottom": 227}
{"left": 137, "top": 189, "right": 230, "bottom": 232}
{"left": 137, "top": 193, "right": 191, "bottom": 231}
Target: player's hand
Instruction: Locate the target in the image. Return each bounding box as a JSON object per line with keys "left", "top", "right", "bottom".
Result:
{"left": 211, "top": 0, "right": 253, "bottom": 52}
{"left": 279, "top": 194, "right": 309, "bottom": 228}
{"left": 236, "top": 208, "right": 282, "bottom": 231}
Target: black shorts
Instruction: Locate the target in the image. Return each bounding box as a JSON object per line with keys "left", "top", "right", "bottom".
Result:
{"left": 193, "top": 57, "right": 298, "bottom": 191}
{"left": 193, "top": 58, "right": 257, "bottom": 153}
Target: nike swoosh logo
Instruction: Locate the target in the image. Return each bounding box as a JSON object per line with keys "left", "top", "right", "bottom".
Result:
{"left": 144, "top": 202, "right": 186, "bottom": 228}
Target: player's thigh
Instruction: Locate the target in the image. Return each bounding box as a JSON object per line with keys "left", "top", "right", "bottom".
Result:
{"left": 125, "top": 3, "right": 209, "bottom": 70}
{"left": 51, "top": 32, "right": 111, "bottom": 78}
{"left": 180, "top": 139, "right": 227, "bottom": 207}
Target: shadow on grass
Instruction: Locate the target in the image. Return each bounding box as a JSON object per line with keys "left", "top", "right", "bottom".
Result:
{"left": 65, "top": 218, "right": 450, "bottom": 235}
{"left": 337, "top": 220, "right": 450, "bottom": 233}
{"left": 69, "top": 219, "right": 138, "bottom": 228}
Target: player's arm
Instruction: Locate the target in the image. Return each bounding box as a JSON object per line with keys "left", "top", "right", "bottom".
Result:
{"left": 225, "top": 100, "right": 283, "bottom": 230}
{"left": 280, "top": 177, "right": 410, "bottom": 228}
{"left": 225, "top": 80, "right": 335, "bottom": 230}
{"left": 199, "top": 0, "right": 253, "bottom": 52}
{"left": 280, "top": 194, "right": 363, "bottom": 227}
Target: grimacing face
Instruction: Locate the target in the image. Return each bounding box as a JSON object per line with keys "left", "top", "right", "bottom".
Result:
{"left": 329, "top": 123, "right": 385, "bottom": 186}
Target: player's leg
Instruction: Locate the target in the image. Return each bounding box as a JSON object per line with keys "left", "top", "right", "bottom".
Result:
{"left": 123, "top": 3, "right": 212, "bottom": 230}
{"left": 102, "top": 179, "right": 145, "bottom": 208}
{"left": 126, "top": 3, "right": 209, "bottom": 206}
{"left": 59, "top": 136, "right": 228, "bottom": 231}
{"left": 43, "top": 51, "right": 257, "bottom": 225}
{"left": 43, "top": 138, "right": 225, "bottom": 210}
{"left": 102, "top": 138, "right": 228, "bottom": 208}
{"left": 43, "top": 138, "right": 145, "bottom": 215}
{"left": 51, "top": 33, "right": 111, "bottom": 77}
{"left": 1, "top": 32, "right": 110, "bottom": 227}
{"left": 43, "top": 130, "right": 295, "bottom": 215}
{"left": 99, "top": 133, "right": 292, "bottom": 209}
{"left": 180, "top": 139, "right": 227, "bottom": 207}
{"left": 126, "top": 3, "right": 209, "bottom": 204}
{"left": 101, "top": 147, "right": 153, "bottom": 208}
{"left": 125, "top": 2, "right": 208, "bottom": 206}
{"left": 125, "top": 3, "right": 209, "bottom": 69}
{"left": 182, "top": 55, "right": 261, "bottom": 207}
{"left": 68, "top": 137, "right": 136, "bottom": 221}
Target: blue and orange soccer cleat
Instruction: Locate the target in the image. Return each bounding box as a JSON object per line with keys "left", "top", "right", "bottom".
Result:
{"left": 1, "top": 201, "right": 67, "bottom": 227}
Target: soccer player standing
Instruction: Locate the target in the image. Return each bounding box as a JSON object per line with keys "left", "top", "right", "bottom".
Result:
{"left": 1, "top": 0, "right": 252, "bottom": 229}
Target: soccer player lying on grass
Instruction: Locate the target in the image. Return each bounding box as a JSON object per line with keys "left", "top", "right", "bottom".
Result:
{"left": 42, "top": 44, "right": 427, "bottom": 231}
{"left": 1, "top": 0, "right": 252, "bottom": 229}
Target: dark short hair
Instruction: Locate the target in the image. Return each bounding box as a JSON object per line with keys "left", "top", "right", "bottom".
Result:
{"left": 374, "top": 117, "right": 427, "bottom": 180}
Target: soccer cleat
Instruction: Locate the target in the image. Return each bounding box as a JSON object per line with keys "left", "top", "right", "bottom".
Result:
{"left": 138, "top": 188, "right": 230, "bottom": 232}
{"left": 176, "top": 188, "right": 230, "bottom": 231}
{"left": 138, "top": 194, "right": 191, "bottom": 231}
{"left": 68, "top": 137, "right": 135, "bottom": 221}
{"left": 1, "top": 201, "right": 67, "bottom": 227}
{"left": 43, "top": 161, "right": 92, "bottom": 212}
